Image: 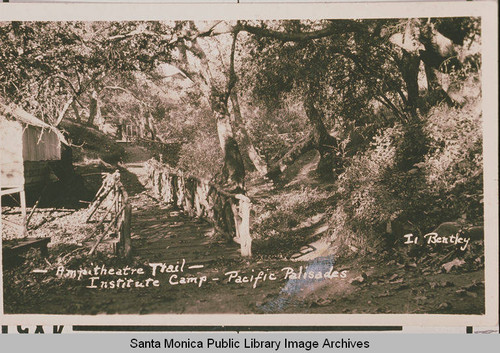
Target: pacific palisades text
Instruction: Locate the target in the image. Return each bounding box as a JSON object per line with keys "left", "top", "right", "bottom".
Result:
{"left": 55, "top": 259, "right": 348, "bottom": 289}
{"left": 130, "top": 337, "right": 370, "bottom": 350}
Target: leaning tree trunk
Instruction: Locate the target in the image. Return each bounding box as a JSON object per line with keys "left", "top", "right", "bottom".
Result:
{"left": 266, "top": 87, "right": 342, "bottom": 181}
{"left": 87, "top": 89, "right": 102, "bottom": 127}
{"left": 211, "top": 88, "right": 246, "bottom": 193}
{"left": 180, "top": 30, "right": 246, "bottom": 191}
{"left": 230, "top": 91, "right": 269, "bottom": 177}
{"left": 266, "top": 132, "right": 316, "bottom": 181}
{"left": 421, "top": 62, "right": 453, "bottom": 107}
{"left": 303, "top": 93, "right": 342, "bottom": 179}
{"left": 71, "top": 100, "right": 81, "bottom": 123}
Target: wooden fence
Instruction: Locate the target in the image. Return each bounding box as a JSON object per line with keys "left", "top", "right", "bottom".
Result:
{"left": 146, "top": 159, "right": 252, "bottom": 257}
{"left": 83, "top": 170, "right": 131, "bottom": 257}
{"left": 117, "top": 123, "right": 143, "bottom": 142}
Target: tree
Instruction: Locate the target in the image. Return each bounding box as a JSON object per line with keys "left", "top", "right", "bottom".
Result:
{"left": 153, "top": 22, "right": 247, "bottom": 191}
{"left": 236, "top": 18, "right": 480, "bottom": 180}
{"left": 0, "top": 21, "right": 176, "bottom": 127}
{"left": 238, "top": 20, "right": 374, "bottom": 180}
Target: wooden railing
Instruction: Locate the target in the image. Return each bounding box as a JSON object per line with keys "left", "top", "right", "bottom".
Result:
{"left": 83, "top": 170, "right": 131, "bottom": 257}
{"left": 117, "top": 123, "right": 143, "bottom": 142}
{"left": 146, "top": 159, "right": 252, "bottom": 257}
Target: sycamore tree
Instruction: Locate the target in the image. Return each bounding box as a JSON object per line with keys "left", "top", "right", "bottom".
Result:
{"left": 234, "top": 18, "right": 480, "bottom": 180}
{"left": 0, "top": 21, "right": 175, "bottom": 127}
{"left": 1, "top": 20, "right": 252, "bottom": 193}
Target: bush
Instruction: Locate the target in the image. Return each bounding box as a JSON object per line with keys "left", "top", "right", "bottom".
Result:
{"left": 327, "top": 85, "right": 483, "bottom": 254}
{"left": 251, "top": 186, "right": 331, "bottom": 256}
{"left": 423, "top": 98, "right": 483, "bottom": 223}
{"left": 177, "top": 133, "right": 223, "bottom": 180}
{"left": 60, "top": 121, "right": 125, "bottom": 164}
{"left": 328, "top": 126, "right": 401, "bottom": 252}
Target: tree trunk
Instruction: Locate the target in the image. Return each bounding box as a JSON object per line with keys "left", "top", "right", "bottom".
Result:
{"left": 230, "top": 91, "right": 269, "bottom": 177}
{"left": 178, "top": 32, "right": 246, "bottom": 192}
{"left": 265, "top": 95, "right": 341, "bottom": 181}
{"left": 396, "top": 50, "right": 431, "bottom": 171}
{"left": 211, "top": 89, "right": 246, "bottom": 193}
{"left": 87, "top": 89, "right": 101, "bottom": 126}
{"left": 266, "top": 132, "right": 315, "bottom": 181}
{"left": 422, "top": 62, "right": 453, "bottom": 107}
{"left": 145, "top": 111, "right": 156, "bottom": 141}
{"left": 400, "top": 50, "right": 421, "bottom": 119}
{"left": 419, "top": 26, "right": 455, "bottom": 107}
{"left": 55, "top": 96, "right": 75, "bottom": 126}
{"left": 71, "top": 100, "right": 81, "bottom": 122}
{"left": 419, "top": 22, "right": 457, "bottom": 69}
{"left": 303, "top": 93, "right": 342, "bottom": 179}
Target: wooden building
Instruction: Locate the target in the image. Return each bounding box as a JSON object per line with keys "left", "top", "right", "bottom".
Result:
{"left": 1, "top": 101, "right": 67, "bottom": 235}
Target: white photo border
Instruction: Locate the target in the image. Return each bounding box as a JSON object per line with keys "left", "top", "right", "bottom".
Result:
{"left": 0, "top": 1, "right": 497, "bottom": 327}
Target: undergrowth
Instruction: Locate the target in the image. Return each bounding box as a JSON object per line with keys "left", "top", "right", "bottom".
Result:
{"left": 61, "top": 121, "right": 125, "bottom": 164}
{"left": 251, "top": 186, "right": 331, "bottom": 257}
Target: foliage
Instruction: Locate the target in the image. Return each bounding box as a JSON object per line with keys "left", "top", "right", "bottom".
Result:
{"left": 235, "top": 18, "right": 483, "bottom": 254}
{"left": 0, "top": 21, "right": 175, "bottom": 124}
{"left": 251, "top": 186, "right": 331, "bottom": 256}
{"left": 327, "top": 126, "right": 401, "bottom": 252}
{"left": 241, "top": 96, "right": 309, "bottom": 163}
{"left": 423, "top": 78, "right": 483, "bottom": 223}
{"left": 177, "top": 133, "right": 223, "bottom": 179}
{"left": 326, "top": 72, "right": 482, "bottom": 254}
{"left": 169, "top": 87, "right": 225, "bottom": 178}
{"left": 61, "top": 120, "right": 125, "bottom": 164}
{"left": 0, "top": 18, "right": 485, "bottom": 259}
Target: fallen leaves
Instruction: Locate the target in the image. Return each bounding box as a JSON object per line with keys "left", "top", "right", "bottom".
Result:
{"left": 437, "top": 302, "right": 453, "bottom": 311}
{"left": 349, "top": 273, "right": 367, "bottom": 285}
{"left": 429, "top": 281, "right": 454, "bottom": 289}
{"left": 442, "top": 258, "right": 466, "bottom": 273}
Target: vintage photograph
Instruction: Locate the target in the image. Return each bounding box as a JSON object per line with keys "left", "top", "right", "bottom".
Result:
{"left": 0, "top": 6, "right": 494, "bottom": 323}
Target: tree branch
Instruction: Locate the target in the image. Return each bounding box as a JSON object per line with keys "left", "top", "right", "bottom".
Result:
{"left": 106, "top": 28, "right": 169, "bottom": 42}
{"left": 54, "top": 95, "right": 75, "bottom": 126}
{"left": 238, "top": 21, "right": 361, "bottom": 42}
{"left": 101, "top": 86, "right": 149, "bottom": 107}
{"left": 51, "top": 75, "right": 80, "bottom": 96}
{"left": 106, "top": 22, "right": 224, "bottom": 46}
{"left": 225, "top": 30, "right": 239, "bottom": 103}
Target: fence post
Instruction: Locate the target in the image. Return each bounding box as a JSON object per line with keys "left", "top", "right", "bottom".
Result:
{"left": 176, "top": 174, "right": 185, "bottom": 209}
{"left": 194, "top": 181, "right": 203, "bottom": 218}
{"left": 151, "top": 168, "right": 157, "bottom": 196}
{"left": 120, "top": 204, "right": 132, "bottom": 258}
{"left": 235, "top": 195, "right": 252, "bottom": 257}
{"left": 161, "top": 172, "right": 167, "bottom": 202}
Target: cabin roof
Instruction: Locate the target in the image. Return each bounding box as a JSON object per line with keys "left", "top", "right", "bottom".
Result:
{"left": 0, "top": 101, "right": 68, "bottom": 145}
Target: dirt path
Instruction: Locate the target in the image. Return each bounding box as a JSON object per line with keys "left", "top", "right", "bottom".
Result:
{"left": 130, "top": 193, "right": 242, "bottom": 264}
{"left": 111, "top": 148, "right": 486, "bottom": 315}
{"left": 119, "top": 143, "right": 242, "bottom": 264}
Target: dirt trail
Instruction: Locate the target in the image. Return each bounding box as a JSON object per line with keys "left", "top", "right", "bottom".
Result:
{"left": 103, "top": 143, "right": 353, "bottom": 314}
{"left": 118, "top": 143, "right": 241, "bottom": 263}
{"left": 130, "top": 193, "right": 242, "bottom": 264}
{"left": 119, "top": 143, "right": 152, "bottom": 190}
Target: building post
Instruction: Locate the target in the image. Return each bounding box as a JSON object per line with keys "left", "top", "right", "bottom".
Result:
{"left": 20, "top": 189, "right": 27, "bottom": 236}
